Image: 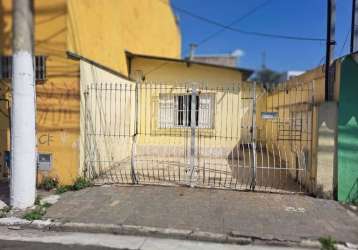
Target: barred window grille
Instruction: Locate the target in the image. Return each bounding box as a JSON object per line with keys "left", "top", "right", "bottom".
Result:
{"left": 198, "top": 95, "right": 214, "bottom": 128}
{"left": 0, "top": 55, "right": 47, "bottom": 81}
{"left": 158, "top": 95, "right": 175, "bottom": 128}
{"left": 0, "top": 56, "right": 12, "bottom": 80}
{"left": 35, "top": 55, "right": 46, "bottom": 81}
{"left": 159, "top": 94, "right": 213, "bottom": 128}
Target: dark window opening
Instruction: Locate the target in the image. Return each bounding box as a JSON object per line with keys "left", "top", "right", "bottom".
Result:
{"left": 0, "top": 55, "right": 47, "bottom": 81}
{"left": 177, "top": 95, "right": 199, "bottom": 127}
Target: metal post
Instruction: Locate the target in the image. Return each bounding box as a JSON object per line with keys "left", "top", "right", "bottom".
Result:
{"left": 130, "top": 81, "right": 139, "bottom": 184}
{"left": 83, "top": 89, "right": 89, "bottom": 177}
{"left": 188, "top": 86, "right": 197, "bottom": 187}
{"left": 351, "top": 0, "right": 358, "bottom": 53}
{"left": 10, "top": 0, "right": 37, "bottom": 209}
{"left": 251, "top": 82, "right": 257, "bottom": 191}
{"left": 325, "top": 0, "right": 336, "bottom": 101}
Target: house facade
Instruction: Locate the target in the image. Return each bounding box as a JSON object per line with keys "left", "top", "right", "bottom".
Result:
{"left": 0, "top": 0, "right": 181, "bottom": 184}
{"left": 79, "top": 52, "right": 254, "bottom": 188}
{"left": 80, "top": 53, "right": 329, "bottom": 194}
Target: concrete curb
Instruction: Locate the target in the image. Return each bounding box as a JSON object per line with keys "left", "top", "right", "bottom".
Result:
{"left": 0, "top": 217, "right": 357, "bottom": 249}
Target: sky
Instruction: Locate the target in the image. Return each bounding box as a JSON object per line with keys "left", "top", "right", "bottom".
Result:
{"left": 170, "top": 0, "right": 352, "bottom": 72}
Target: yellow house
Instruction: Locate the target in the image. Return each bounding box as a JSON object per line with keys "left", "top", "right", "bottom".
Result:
{"left": 81, "top": 51, "right": 347, "bottom": 195}
{"left": 128, "top": 52, "right": 254, "bottom": 151}
{"left": 79, "top": 50, "right": 257, "bottom": 188}
{"left": 0, "top": 1, "right": 346, "bottom": 197}
{"left": 0, "top": 0, "right": 181, "bottom": 184}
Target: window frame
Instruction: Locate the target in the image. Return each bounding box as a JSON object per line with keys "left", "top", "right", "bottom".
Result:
{"left": 158, "top": 93, "right": 214, "bottom": 129}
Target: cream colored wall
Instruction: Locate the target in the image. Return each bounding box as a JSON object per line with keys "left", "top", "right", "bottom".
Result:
{"left": 67, "top": 0, "right": 181, "bottom": 77}
{"left": 80, "top": 60, "right": 135, "bottom": 176}
{"left": 315, "top": 102, "right": 337, "bottom": 198}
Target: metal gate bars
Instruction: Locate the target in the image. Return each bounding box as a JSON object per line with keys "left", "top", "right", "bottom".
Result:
{"left": 83, "top": 81, "right": 312, "bottom": 193}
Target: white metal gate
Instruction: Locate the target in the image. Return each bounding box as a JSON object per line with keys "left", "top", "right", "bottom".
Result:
{"left": 84, "top": 81, "right": 313, "bottom": 193}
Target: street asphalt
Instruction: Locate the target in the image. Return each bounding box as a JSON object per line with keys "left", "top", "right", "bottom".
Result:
{"left": 0, "top": 227, "right": 310, "bottom": 250}
{"left": 0, "top": 240, "right": 116, "bottom": 250}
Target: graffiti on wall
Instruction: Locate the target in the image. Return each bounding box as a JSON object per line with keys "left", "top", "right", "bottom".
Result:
{"left": 38, "top": 133, "right": 54, "bottom": 146}
{"left": 36, "top": 82, "right": 80, "bottom": 135}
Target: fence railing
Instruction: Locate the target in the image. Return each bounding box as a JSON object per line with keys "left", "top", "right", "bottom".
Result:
{"left": 83, "top": 81, "right": 314, "bottom": 193}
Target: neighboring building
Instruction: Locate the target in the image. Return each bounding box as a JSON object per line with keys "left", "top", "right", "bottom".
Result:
{"left": 191, "top": 50, "right": 244, "bottom": 68}
{"left": 259, "top": 55, "right": 358, "bottom": 202}
{"left": 0, "top": 0, "right": 181, "bottom": 184}
{"left": 192, "top": 54, "right": 238, "bottom": 68}
{"left": 279, "top": 70, "right": 305, "bottom": 82}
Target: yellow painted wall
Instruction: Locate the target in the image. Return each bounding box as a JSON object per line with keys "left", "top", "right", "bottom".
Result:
{"left": 129, "top": 57, "right": 251, "bottom": 156}
{"left": 0, "top": 0, "right": 181, "bottom": 184}
{"left": 0, "top": 2, "right": 12, "bottom": 178}
{"left": 0, "top": 0, "right": 80, "bottom": 184}
{"left": 131, "top": 57, "right": 244, "bottom": 84}
{"left": 35, "top": 0, "right": 80, "bottom": 185}
{"left": 67, "top": 0, "right": 181, "bottom": 76}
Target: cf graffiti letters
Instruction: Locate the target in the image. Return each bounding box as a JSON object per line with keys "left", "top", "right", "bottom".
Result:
{"left": 38, "top": 133, "right": 54, "bottom": 146}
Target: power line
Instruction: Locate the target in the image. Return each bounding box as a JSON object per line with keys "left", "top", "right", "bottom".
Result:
{"left": 317, "top": 55, "right": 325, "bottom": 67}
{"left": 317, "top": 28, "right": 349, "bottom": 72}
{"left": 196, "top": 0, "right": 272, "bottom": 47}
{"left": 144, "top": 0, "right": 273, "bottom": 77}
{"left": 339, "top": 28, "right": 350, "bottom": 56}
{"left": 165, "top": 0, "right": 325, "bottom": 42}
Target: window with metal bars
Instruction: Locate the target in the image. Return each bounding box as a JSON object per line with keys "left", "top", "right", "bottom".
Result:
{"left": 0, "top": 55, "right": 47, "bottom": 81}
{"left": 176, "top": 95, "right": 199, "bottom": 127}
{"left": 35, "top": 55, "right": 46, "bottom": 81}
{"left": 0, "top": 56, "right": 11, "bottom": 80}
{"left": 158, "top": 94, "right": 214, "bottom": 128}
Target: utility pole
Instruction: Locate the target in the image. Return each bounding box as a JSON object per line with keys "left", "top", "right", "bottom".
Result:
{"left": 351, "top": 0, "right": 358, "bottom": 53}
{"left": 10, "top": 0, "right": 37, "bottom": 209}
{"left": 325, "top": 0, "right": 336, "bottom": 101}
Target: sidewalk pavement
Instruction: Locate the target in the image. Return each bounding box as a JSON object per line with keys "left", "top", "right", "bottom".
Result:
{"left": 43, "top": 185, "right": 358, "bottom": 246}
